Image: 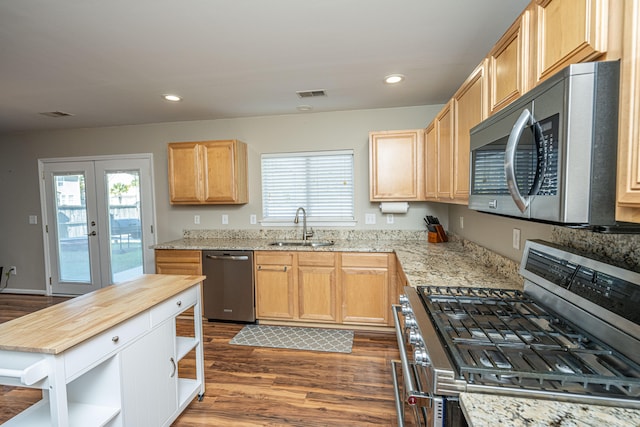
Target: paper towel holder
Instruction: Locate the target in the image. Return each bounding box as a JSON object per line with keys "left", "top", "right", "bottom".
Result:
{"left": 379, "top": 202, "right": 409, "bottom": 214}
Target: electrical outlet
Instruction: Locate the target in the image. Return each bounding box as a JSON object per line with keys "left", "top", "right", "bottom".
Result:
{"left": 365, "top": 213, "right": 376, "bottom": 225}
{"left": 512, "top": 228, "right": 521, "bottom": 250}
{"left": 250, "top": 214, "right": 257, "bottom": 225}
{"left": 222, "top": 214, "right": 229, "bottom": 225}
{"left": 386, "top": 214, "right": 394, "bottom": 224}
{"left": 459, "top": 216, "right": 464, "bottom": 229}
{"left": 194, "top": 215, "right": 200, "bottom": 225}
{"left": 29, "top": 215, "right": 38, "bottom": 225}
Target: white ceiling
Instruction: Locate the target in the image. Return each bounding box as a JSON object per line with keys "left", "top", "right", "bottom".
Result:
{"left": 0, "top": 0, "right": 529, "bottom": 134}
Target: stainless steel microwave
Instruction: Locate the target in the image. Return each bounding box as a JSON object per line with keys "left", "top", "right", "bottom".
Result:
{"left": 469, "top": 60, "right": 620, "bottom": 226}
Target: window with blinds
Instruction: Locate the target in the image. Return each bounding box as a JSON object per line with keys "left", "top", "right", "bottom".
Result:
{"left": 261, "top": 150, "right": 355, "bottom": 224}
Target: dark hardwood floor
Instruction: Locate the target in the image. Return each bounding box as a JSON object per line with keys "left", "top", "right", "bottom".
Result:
{"left": 0, "top": 294, "right": 401, "bottom": 426}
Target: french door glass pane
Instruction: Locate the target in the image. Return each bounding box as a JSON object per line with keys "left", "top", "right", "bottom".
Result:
{"left": 107, "top": 171, "right": 143, "bottom": 283}
{"left": 55, "top": 173, "right": 90, "bottom": 282}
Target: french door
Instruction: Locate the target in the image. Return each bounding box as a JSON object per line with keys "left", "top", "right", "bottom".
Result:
{"left": 39, "top": 155, "right": 156, "bottom": 295}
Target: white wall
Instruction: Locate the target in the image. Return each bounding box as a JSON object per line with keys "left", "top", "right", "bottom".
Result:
{"left": 0, "top": 105, "right": 449, "bottom": 292}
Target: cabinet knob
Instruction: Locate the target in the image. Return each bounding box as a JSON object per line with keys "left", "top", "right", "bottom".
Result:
{"left": 112, "top": 336, "right": 119, "bottom": 343}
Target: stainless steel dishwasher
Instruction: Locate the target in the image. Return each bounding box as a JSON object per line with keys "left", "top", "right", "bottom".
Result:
{"left": 202, "top": 250, "right": 255, "bottom": 322}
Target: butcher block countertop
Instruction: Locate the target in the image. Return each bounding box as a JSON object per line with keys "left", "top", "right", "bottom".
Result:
{"left": 0, "top": 274, "right": 205, "bottom": 354}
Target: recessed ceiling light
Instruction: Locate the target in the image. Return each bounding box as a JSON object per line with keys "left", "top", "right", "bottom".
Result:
{"left": 384, "top": 74, "right": 405, "bottom": 84}
{"left": 162, "top": 94, "right": 182, "bottom": 102}
{"left": 297, "top": 105, "right": 313, "bottom": 112}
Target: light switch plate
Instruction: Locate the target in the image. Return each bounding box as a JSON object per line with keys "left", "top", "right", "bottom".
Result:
{"left": 194, "top": 215, "right": 200, "bottom": 225}
{"left": 365, "top": 213, "right": 376, "bottom": 225}
{"left": 222, "top": 214, "right": 229, "bottom": 225}
{"left": 250, "top": 214, "right": 257, "bottom": 225}
{"left": 512, "top": 228, "right": 521, "bottom": 250}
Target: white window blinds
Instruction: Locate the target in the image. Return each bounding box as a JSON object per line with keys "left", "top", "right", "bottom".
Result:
{"left": 261, "top": 150, "right": 355, "bottom": 223}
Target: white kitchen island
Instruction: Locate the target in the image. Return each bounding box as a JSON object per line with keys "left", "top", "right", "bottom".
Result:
{"left": 0, "top": 274, "right": 206, "bottom": 427}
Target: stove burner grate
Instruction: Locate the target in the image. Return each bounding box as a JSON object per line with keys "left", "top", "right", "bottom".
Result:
{"left": 417, "top": 286, "right": 640, "bottom": 398}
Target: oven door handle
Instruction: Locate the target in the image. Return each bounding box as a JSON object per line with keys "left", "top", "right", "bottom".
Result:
{"left": 392, "top": 305, "right": 419, "bottom": 395}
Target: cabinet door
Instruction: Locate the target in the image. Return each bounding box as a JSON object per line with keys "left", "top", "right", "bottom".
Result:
{"left": 155, "top": 249, "right": 202, "bottom": 275}
{"left": 298, "top": 252, "right": 337, "bottom": 323}
{"left": 201, "top": 140, "right": 248, "bottom": 203}
{"left": 452, "top": 61, "right": 487, "bottom": 203}
{"left": 534, "top": 0, "right": 609, "bottom": 84}
{"left": 168, "top": 143, "right": 202, "bottom": 203}
{"left": 341, "top": 253, "right": 389, "bottom": 326}
{"left": 255, "top": 253, "right": 295, "bottom": 319}
{"left": 488, "top": 10, "right": 530, "bottom": 115}
{"left": 424, "top": 122, "right": 438, "bottom": 200}
{"left": 436, "top": 102, "right": 454, "bottom": 200}
{"left": 121, "top": 320, "right": 177, "bottom": 426}
{"left": 369, "top": 130, "right": 424, "bottom": 201}
{"left": 616, "top": 0, "right": 640, "bottom": 223}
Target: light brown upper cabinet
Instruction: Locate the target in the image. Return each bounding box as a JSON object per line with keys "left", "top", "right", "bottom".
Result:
{"left": 616, "top": 0, "right": 640, "bottom": 223}
{"left": 424, "top": 122, "right": 438, "bottom": 200}
{"left": 436, "top": 101, "right": 454, "bottom": 201}
{"left": 488, "top": 8, "right": 530, "bottom": 115}
{"left": 168, "top": 140, "right": 248, "bottom": 205}
{"left": 452, "top": 60, "right": 488, "bottom": 204}
{"left": 369, "top": 130, "right": 424, "bottom": 201}
{"left": 533, "top": 0, "right": 615, "bottom": 85}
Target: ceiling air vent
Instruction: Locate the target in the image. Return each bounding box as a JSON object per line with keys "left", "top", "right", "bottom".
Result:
{"left": 39, "top": 111, "right": 75, "bottom": 118}
{"left": 296, "top": 89, "right": 327, "bottom": 98}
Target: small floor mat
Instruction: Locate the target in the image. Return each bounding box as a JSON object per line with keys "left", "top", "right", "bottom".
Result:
{"left": 230, "top": 325, "right": 354, "bottom": 353}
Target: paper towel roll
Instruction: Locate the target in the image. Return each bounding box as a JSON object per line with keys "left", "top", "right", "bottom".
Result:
{"left": 379, "top": 202, "right": 409, "bottom": 214}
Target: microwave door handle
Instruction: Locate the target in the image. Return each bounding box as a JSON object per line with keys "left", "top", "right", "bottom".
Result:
{"left": 505, "top": 109, "right": 533, "bottom": 213}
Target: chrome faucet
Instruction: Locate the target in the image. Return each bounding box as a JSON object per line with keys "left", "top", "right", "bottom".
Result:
{"left": 294, "top": 207, "right": 314, "bottom": 241}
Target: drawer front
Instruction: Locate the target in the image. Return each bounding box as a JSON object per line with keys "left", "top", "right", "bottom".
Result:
{"left": 150, "top": 285, "right": 199, "bottom": 327}
{"left": 298, "top": 252, "right": 335, "bottom": 266}
{"left": 64, "top": 312, "right": 149, "bottom": 379}
{"left": 155, "top": 249, "right": 202, "bottom": 264}
{"left": 255, "top": 252, "right": 294, "bottom": 266}
{"left": 341, "top": 253, "right": 388, "bottom": 268}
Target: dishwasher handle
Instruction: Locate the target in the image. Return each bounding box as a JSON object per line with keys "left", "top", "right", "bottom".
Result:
{"left": 205, "top": 254, "right": 250, "bottom": 261}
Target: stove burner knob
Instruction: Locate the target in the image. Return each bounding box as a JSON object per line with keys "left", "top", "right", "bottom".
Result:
{"left": 399, "top": 294, "right": 409, "bottom": 304}
{"left": 404, "top": 314, "right": 417, "bottom": 328}
{"left": 414, "top": 346, "right": 431, "bottom": 366}
{"left": 408, "top": 327, "right": 423, "bottom": 346}
{"left": 401, "top": 303, "right": 413, "bottom": 316}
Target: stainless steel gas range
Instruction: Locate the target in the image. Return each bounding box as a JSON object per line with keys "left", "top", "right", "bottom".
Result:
{"left": 392, "top": 239, "right": 640, "bottom": 427}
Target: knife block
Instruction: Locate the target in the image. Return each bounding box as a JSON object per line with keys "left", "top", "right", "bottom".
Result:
{"left": 428, "top": 225, "right": 448, "bottom": 243}
{"left": 428, "top": 232, "right": 440, "bottom": 243}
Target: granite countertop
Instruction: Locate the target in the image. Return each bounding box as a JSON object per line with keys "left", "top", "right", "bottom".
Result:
{"left": 154, "top": 233, "right": 523, "bottom": 290}
{"left": 460, "top": 393, "right": 640, "bottom": 427}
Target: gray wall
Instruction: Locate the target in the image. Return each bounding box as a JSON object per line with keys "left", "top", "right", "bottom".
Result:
{"left": 0, "top": 106, "right": 450, "bottom": 293}
{"left": 3, "top": 104, "right": 635, "bottom": 294}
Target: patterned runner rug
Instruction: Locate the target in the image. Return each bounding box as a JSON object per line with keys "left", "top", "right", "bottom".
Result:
{"left": 230, "top": 325, "right": 354, "bottom": 353}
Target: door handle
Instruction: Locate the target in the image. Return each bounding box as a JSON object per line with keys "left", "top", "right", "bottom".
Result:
{"left": 87, "top": 231, "right": 97, "bottom": 236}
{"left": 505, "top": 109, "right": 533, "bottom": 213}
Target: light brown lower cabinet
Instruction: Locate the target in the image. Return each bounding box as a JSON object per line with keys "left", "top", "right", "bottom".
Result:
{"left": 297, "top": 252, "right": 338, "bottom": 322}
{"left": 155, "top": 249, "right": 202, "bottom": 275}
{"left": 255, "top": 251, "right": 395, "bottom": 327}
{"left": 255, "top": 252, "right": 295, "bottom": 319}
{"left": 341, "top": 253, "right": 391, "bottom": 326}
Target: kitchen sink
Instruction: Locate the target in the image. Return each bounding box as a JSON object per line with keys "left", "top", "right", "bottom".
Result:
{"left": 269, "top": 240, "right": 335, "bottom": 247}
